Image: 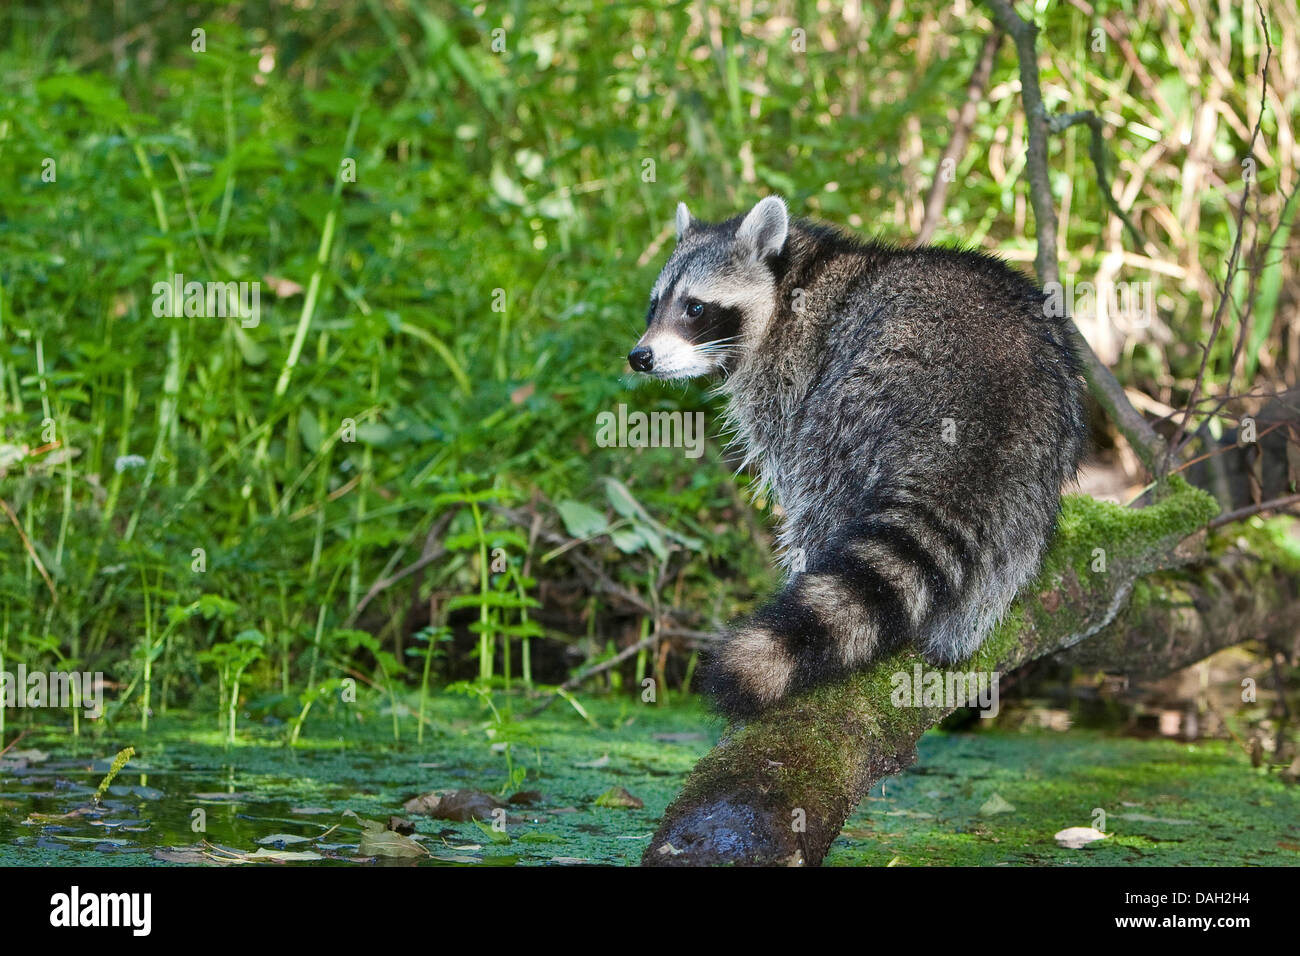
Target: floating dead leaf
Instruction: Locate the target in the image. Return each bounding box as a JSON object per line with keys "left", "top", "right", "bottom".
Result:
{"left": 87, "top": 820, "right": 148, "bottom": 831}
{"left": 247, "top": 847, "right": 325, "bottom": 862}
{"left": 387, "top": 816, "right": 416, "bottom": 835}
{"left": 152, "top": 845, "right": 225, "bottom": 865}
{"left": 359, "top": 827, "right": 427, "bottom": 859}
{"left": 343, "top": 809, "right": 430, "bottom": 858}
{"left": 594, "top": 786, "right": 643, "bottom": 809}
{"left": 402, "top": 789, "right": 506, "bottom": 821}
{"left": 508, "top": 790, "right": 543, "bottom": 806}
{"left": 2, "top": 748, "right": 49, "bottom": 764}
{"left": 200, "top": 841, "right": 324, "bottom": 863}
{"left": 24, "top": 807, "right": 93, "bottom": 824}
{"left": 290, "top": 806, "right": 333, "bottom": 815}
{"left": 256, "top": 833, "right": 314, "bottom": 847}
{"left": 1054, "top": 826, "right": 1107, "bottom": 849}
{"left": 979, "top": 793, "right": 1015, "bottom": 815}
{"left": 573, "top": 755, "right": 610, "bottom": 769}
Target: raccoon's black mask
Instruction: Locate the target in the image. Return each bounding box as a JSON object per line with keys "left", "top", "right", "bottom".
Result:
{"left": 629, "top": 196, "right": 788, "bottom": 379}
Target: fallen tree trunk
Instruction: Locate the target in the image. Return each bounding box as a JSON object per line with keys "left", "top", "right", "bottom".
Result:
{"left": 643, "top": 481, "right": 1300, "bottom": 866}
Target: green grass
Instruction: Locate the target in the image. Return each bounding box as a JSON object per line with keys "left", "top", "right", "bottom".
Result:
{"left": 0, "top": 0, "right": 1293, "bottom": 740}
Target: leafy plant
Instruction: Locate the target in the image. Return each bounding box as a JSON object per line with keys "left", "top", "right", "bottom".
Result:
{"left": 197, "top": 629, "right": 266, "bottom": 744}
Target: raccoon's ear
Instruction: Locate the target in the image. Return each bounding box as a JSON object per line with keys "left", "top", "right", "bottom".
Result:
{"left": 736, "top": 196, "right": 789, "bottom": 262}
{"left": 675, "top": 202, "right": 693, "bottom": 241}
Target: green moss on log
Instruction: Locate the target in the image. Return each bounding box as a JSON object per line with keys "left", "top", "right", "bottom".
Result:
{"left": 646, "top": 477, "right": 1233, "bottom": 865}
{"left": 1042, "top": 476, "right": 1219, "bottom": 583}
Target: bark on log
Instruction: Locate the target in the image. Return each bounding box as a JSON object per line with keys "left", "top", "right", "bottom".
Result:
{"left": 643, "top": 481, "right": 1300, "bottom": 866}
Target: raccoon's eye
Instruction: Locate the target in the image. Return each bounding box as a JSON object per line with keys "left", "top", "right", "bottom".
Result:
{"left": 686, "top": 301, "right": 705, "bottom": 319}
{"left": 646, "top": 298, "right": 658, "bottom": 325}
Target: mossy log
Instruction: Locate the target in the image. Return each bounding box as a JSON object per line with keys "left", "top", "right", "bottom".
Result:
{"left": 643, "top": 480, "right": 1300, "bottom": 866}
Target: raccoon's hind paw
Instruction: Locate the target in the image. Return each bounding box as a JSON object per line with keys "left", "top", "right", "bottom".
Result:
{"left": 697, "top": 623, "right": 797, "bottom": 719}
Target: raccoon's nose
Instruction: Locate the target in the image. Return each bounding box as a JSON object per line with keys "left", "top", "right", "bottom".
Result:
{"left": 628, "top": 346, "right": 654, "bottom": 372}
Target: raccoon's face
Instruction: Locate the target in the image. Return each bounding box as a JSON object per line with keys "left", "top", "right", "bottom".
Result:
{"left": 629, "top": 196, "right": 789, "bottom": 380}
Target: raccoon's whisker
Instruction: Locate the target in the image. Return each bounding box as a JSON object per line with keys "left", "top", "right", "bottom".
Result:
{"left": 695, "top": 340, "right": 741, "bottom": 353}
{"left": 707, "top": 378, "right": 734, "bottom": 399}
{"left": 695, "top": 341, "right": 741, "bottom": 356}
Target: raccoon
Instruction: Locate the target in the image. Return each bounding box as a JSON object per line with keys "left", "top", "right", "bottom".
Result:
{"left": 629, "top": 196, "right": 1087, "bottom": 717}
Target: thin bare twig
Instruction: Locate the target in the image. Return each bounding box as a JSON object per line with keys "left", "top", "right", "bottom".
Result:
{"left": 0, "top": 729, "right": 30, "bottom": 758}
{"left": 0, "top": 497, "right": 57, "bottom": 604}
{"left": 1169, "top": 420, "right": 1285, "bottom": 477}
{"left": 527, "top": 630, "right": 665, "bottom": 716}
{"left": 1166, "top": 0, "right": 1273, "bottom": 471}
{"left": 1048, "top": 110, "right": 1146, "bottom": 250}
{"left": 916, "top": 31, "right": 1002, "bottom": 245}
{"left": 345, "top": 507, "right": 459, "bottom": 625}
{"left": 1207, "top": 493, "right": 1300, "bottom": 530}
{"left": 984, "top": 0, "right": 1170, "bottom": 478}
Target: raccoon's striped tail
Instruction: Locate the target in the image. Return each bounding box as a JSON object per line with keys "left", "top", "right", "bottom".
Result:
{"left": 699, "top": 513, "right": 974, "bottom": 718}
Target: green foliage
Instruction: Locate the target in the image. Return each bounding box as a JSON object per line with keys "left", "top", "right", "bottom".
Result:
{"left": 1041, "top": 476, "right": 1220, "bottom": 584}
{"left": 197, "top": 628, "right": 266, "bottom": 743}
{"left": 0, "top": 1, "right": 1290, "bottom": 742}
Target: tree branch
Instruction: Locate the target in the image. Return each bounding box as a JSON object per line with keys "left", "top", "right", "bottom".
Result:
{"left": 1048, "top": 110, "right": 1146, "bottom": 250}
{"left": 984, "top": 0, "right": 1169, "bottom": 478}
{"left": 644, "top": 483, "right": 1300, "bottom": 865}
{"left": 1208, "top": 492, "right": 1300, "bottom": 530}
{"left": 915, "top": 31, "right": 1002, "bottom": 245}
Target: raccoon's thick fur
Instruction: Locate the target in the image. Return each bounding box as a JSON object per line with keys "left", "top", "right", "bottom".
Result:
{"left": 629, "top": 196, "right": 1087, "bottom": 717}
